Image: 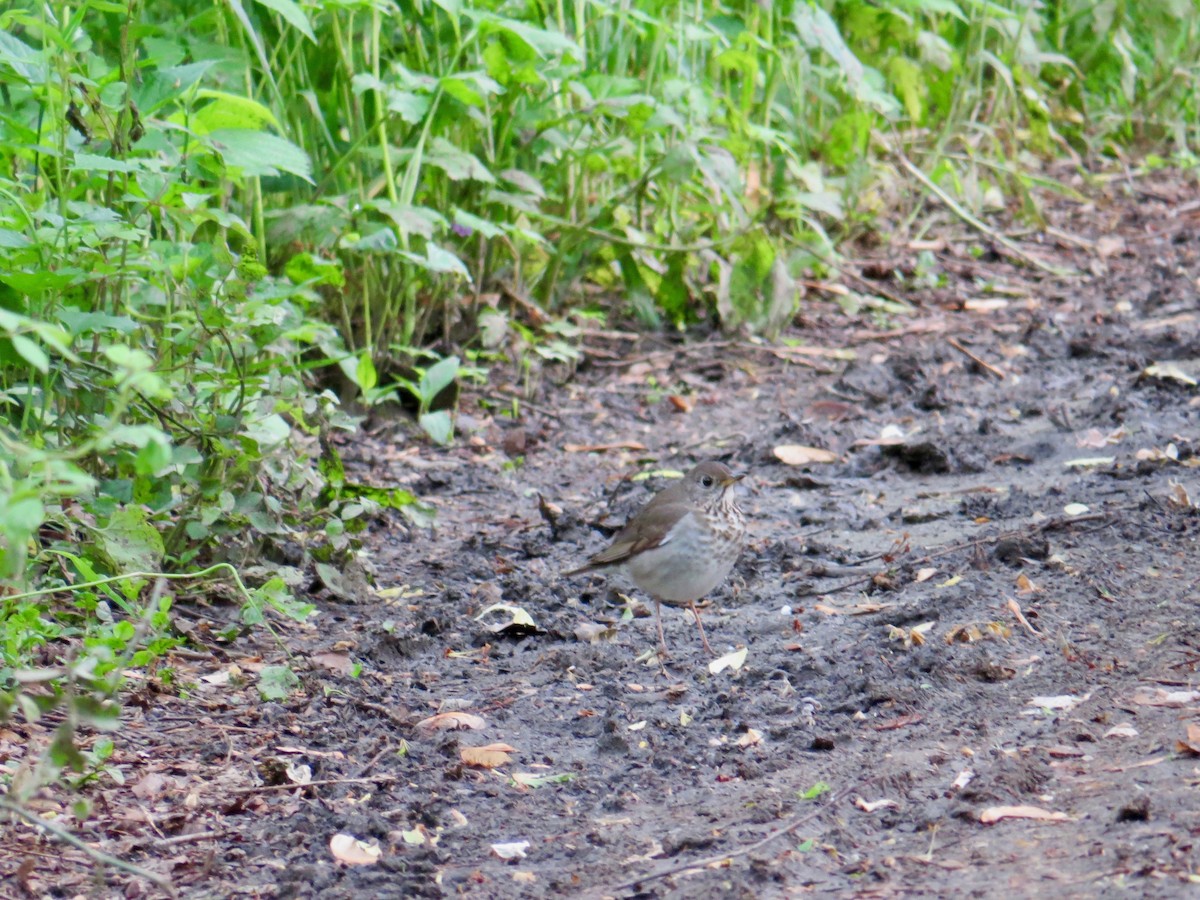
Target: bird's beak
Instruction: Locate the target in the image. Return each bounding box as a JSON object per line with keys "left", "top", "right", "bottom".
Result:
{"left": 721, "top": 473, "right": 746, "bottom": 487}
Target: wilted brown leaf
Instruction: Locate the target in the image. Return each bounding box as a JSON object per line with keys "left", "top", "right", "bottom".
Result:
{"left": 461, "top": 743, "right": 516, "bottom": 768}
{"left": 415, "top": 711, "right": 486, "bottom": 735}
{"left": 1175, "top": 723, "right": 1200, "bottom": 756}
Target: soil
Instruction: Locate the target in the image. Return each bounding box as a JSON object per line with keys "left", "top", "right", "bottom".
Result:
{"left": 7, "top": 168, "right": 1200, "bottom": 898}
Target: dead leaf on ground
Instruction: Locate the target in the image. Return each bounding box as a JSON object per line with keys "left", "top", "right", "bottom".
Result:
{"left": 1143, "top": 361, "right": 1197, "bottom": 387}
{"left": 1015, "top": 574, "right": 1042, "bottom": 594}
{"left": 461, "top": 742, "right": 516, "bottom": 768}
{"left": 311, "top": 652, "right": 355, "bottom": 676}
{"left": 736, "top": 728, "right": 763, "bottom": 748}
{"left": 979, "top": 805, "right": 1072, "bottom": 824}
{"left": 415, "top": 711, "right": 486, "bottom": 735}
{"left": 574, "top": 622, "right": 618, "bottom": 643}
{"left": 330, "top": 833, "right": 382, "bottom": 865}
{"left": 1175, "top": 723, "right": 1200, "bottom": 756}
{"left": 944, "top": 622, "right": 1011, "bottom": 644}
{"left": 1131, "top": 689, "right": 1200, "bottom": 707}
{"left": 914, "top": 567, "right": 937, "bottom": 583}
{"left": 1104, "top": 723, "right": 1138, "bottom": 739}
{"left": 708, "top": 647, "right": 748, "bottom": 674}
{"left": 1025, "top": 693, "right": 1090, "bottom": 713}
{"left": 491, "top": 840, "right": 530, "bottom": 860}
{"left": 774, "top": 445, "right": 839, "bottom": 466}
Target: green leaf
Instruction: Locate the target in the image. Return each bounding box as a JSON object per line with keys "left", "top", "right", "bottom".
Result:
{"left": 419, "top": 410, "right": 454, "bottom": 445}
{"left": 255, "top": 0, "right": 316, "bottom": 41}
{"left": 257, "top": 665, "right": 301, "bottom": 700}
{"left": 11, "top": 334, "right": 49, "bottom": 373}
{"left": 417, "top": 356, "right": 459, "bottom": 405}
{"left": 355, "top": 351, "right": 378, "bottom": 393}
{"left": 190, "top": 89, "right": 280, "bottom": 134}
{"left": 94, "top": 506, "right": 165, "bottom": 573}
{"left": 207, "top": 130, "right": 313, "bottom": 183}
{"left": 425, "top": 138, "right": 496, "bottom": 182}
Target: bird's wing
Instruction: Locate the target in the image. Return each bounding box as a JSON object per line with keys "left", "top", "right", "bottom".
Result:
{"left": 570, "top": 502, "right": 689, "bottom": 571}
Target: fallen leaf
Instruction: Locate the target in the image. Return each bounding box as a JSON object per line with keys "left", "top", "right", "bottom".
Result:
{"left": 1144, "top": 362, "right": 1197, "bottom": 386}
{"left": 1015, "top": 573, "right": 1041, "bottom": 594}
{"left": 511, "top": 772, "right": 575, "bottom": 788}
{"left": 979, "top": 805, "right": 1072, "bottom": 824}
{"left": 944, "top": 622, "right": 1011, "bottom": 644}
{"left": 1131, "top": 689, "right": 1200, "bottom": 707}
{"left": 774, "top": 445, "right": 839, "bottom": 466}
{"left": 1025, "top": 693, "right": 1089, "bottom": 712}
{"left": 736, "top": 728, "right": 763, "bottom": 748}
{"left": 415, "top": 711, "right": 486, "bottom": 735}
{"left": 1062, "top": 503, "right": 1089, "bottom": 517}
{"left": 574, "top": 622, "right": 618, "bottom": 643}
{"left": 461, "top": 743, "right": 516, "bottom": 768}
{"left": 914, "top": 567, "right": 937, "bottom": 583}
{"left": 491, "top": 840, "right": 530, "bottom": 860}
{"left": 951, "top": 769, "right": 974, "bottom": 791}
{"left": 311, "top": 652, "right": 355, "bottom": 676}
{"left": 855, "top": 797, "right": 898, "bottom": 813}
{"left": 1063, "top": 456, "right": 1115, "bottom": 469}
{"left": 1104, "top": 723, "right": 1138, "bottom": 739}
{"left": 511, "top": 871, "right": 537, "bottom": 884}
{"left": 667, "top": 394, "right": 692, "bottom": 413}
{"left": 330, "top": 833, "right": 382, "bottom": 865}
{"left": 708, "top": 647, "right": 748, "bottom": 674}
{"left": 1176, "top": 723, "right": 1200, "bottom": 756}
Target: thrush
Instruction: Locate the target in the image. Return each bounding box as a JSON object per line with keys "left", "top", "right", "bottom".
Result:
{"left": 566, "top": 461, "right": 746, "bottom": 657}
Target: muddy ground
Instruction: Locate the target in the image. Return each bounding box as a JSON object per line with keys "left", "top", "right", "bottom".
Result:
{"left": 7, "top": 168, "right": 1200, "bottom": 898}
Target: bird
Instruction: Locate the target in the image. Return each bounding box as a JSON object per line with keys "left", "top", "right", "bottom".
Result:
{"left": 565, "top": 461, "right": 746, "bottom": 658}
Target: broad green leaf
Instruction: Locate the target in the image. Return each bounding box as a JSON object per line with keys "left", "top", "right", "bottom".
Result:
{"left": 94, "top": 506, "right": 165, "bottom": 573}
{"left": 190, "top": 90, "right": 280, "bottom": 134}
{"left": 418, "top": 356, "right": 459, "bottom": 404}
{"left": 257, "top": 665, "right": 301, "bottom": 700}
{"left": 255, "top": 0, "right": 316, "bottom": 41}
{"left": 11, "top": 335, "right": 49, "bottom": 373}
{"left": 206, "top": 130, "right": 313, "bottom": 183}
{"left": 356, "top": 351, "right": 378, "bottom": 393}
{"left": 419, "top": 410, "right": 454, "bottom": 445}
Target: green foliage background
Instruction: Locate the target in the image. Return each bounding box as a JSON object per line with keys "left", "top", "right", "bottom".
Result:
{"left": 0, "top": 0, "right": 1197, "bottom": 783}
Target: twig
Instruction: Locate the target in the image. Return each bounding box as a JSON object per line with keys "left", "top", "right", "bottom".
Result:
{"left": 602, "top": 781, "right": 862, "bottom": 894}
{"left": 229, "top": 775, "right": 400, "bottom": 794}
{"left": 946, "top": 336, "right": 1005, "bottom": 380}
{"left": 0, "top": 797, "right": 174, "bottom": 894}
{"left": 897, "top": 156, "right": 1076, "bottom": 278}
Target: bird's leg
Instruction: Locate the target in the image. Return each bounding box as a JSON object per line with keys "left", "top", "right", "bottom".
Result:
{"left": 689, "top": 601, "right": 714, "bottom": 656}
{"left": 654, "top": 599, "right": 670, "bottom": 675}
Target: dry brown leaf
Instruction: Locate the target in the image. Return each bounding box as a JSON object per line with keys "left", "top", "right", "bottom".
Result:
{"left": 1015, "top": 574, "right": 1041, "bottom": 594}
{"left": 667, "top": 394, "right": 692, "bottom": 413}
{"left": 330, "top": 833, "right": 382, "bottom": 865}
{"left": 1175, "top": 723, "right": 1200, "bottom": 756}
{"left": 944, "top": 622, "right": 1012, "bottom": 644}
{"left": 979, "top": 805, "right": 1071, "bottom": 824}
{"left": 311, "top": 652, "right": 355, "bottom": 676}
{"left": 1007, "top": 597, "right": 1041, "bottom": 636}
{"left": 1131, "top": 689, "right": 1200, "bottom": 707}
{"left": 461, "top": 742, "right": 516, "bottom": 768}
{"left": 736, "top": 728, "right": 763, "bottom": 748}
{"left": 415, "top": 711, "right": 486, "bottom": 735}
{"left": 914, "top": 567, "right": 937, "bottom": 583}
{"left": 773, "top": 444, "right": 839, "bottom": 466}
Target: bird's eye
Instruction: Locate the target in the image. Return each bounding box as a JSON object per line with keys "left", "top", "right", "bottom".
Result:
{"left": 700, "top": 475, "right": 714, "bottom": 487}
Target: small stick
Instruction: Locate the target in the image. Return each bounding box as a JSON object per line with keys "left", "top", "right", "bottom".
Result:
{"left": 947, "top": 336, "right": 1005, "bottom": 380}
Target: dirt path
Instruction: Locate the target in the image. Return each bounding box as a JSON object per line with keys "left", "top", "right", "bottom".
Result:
{"left": 7, "top": 171, "right": 1200, "bottom": 898}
